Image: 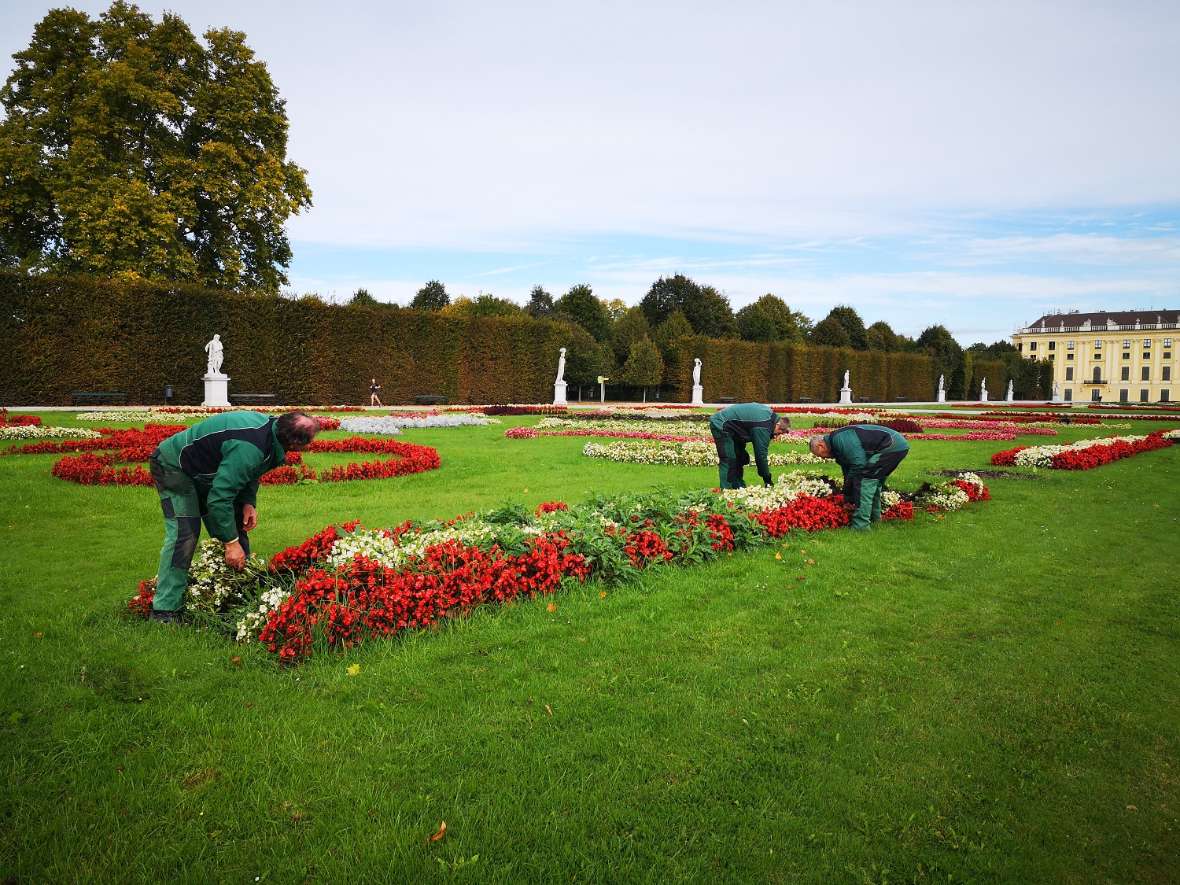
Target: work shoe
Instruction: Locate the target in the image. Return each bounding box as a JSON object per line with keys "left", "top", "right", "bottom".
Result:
{"left": 149, "top": 609, "right": 185, "bottom": 624}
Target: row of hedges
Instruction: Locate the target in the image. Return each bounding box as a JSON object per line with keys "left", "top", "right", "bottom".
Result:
{"left": 0, "top": 272, "right": 576, "bottom": 405}
{"left": 667, "top": 336, "right": 938, "bottom": 402}
{"left": 1, "top": 271, "right": 1045, "bottom": 405}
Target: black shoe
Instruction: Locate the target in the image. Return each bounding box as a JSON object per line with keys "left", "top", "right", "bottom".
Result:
{"left": 149, "top": 609, "right": 184, "bottom": 624}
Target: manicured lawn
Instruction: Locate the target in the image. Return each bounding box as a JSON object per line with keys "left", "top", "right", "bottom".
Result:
{"left": 1, "top": 411, "right": 1178, "bottom": 881}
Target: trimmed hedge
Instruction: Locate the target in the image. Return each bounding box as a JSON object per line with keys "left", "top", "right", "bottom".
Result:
{"left": 0, "top": 272, "right": 576, "bottom": 405}
{"left": 668, "top": 336, "right": 936, "bottom": 402}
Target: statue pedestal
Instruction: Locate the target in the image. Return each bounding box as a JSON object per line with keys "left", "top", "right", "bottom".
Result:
{"left": 937, "top": 390, "right": 946, "bottom": 403}
{"left": 1051, "top": 392, "right": 1063, "bottom": 403}
{"left": 1006, "top": 393, "right": 1014, "bottom": 403}
{"left": 691, "top": 384, "right": 704, "bottom": 406}
{"left": 979, "top": 391, "right": 988, "bottom": 403}
{"left": 838, "top": 387, "right": 852, "bottom": 405}
{"left": 553, "top": 380, "right": 567, "bottom": 406}
{"left": 202, "top": 374, "right": 230, "bottom": 407}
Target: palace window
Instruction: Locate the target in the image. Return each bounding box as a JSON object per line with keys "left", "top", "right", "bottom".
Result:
{"left": 1067, "top": 340, "right": 1075, "bottom": 350}
{"left": 1121, "top": 366, "right": 1130, "bottom": 381}
{"left": 1123, "top": 352, "right": 1130, "bottom": 360}
{"left": 1065, "top": 367, "right": 1074, "bottom": 381}
{"left": 1122, "top": 339, "right": 1131, "bottom": 349}
{"left": 1092, "top": 367, "right": 1102, "bottom": 383}
{"left": 1094, "top": 340, "right": 1102, "bottom": 349}
{"left": 1144, "top": 352, "right": 1151, "bottom": 360}
{"left": 1140, "top": 389, "right": 1149, "bottom": 402}
{"left": 1165, "top": 352, "right": 1172, "bottom": 359}
{"left": 1142, "top": 366, "right": 1150, "bottom": 381}
{"left": 1120, "top": 389, "right": 1129, "bottom": 403}
{"left": 1067, "top": 353, "right": 1074, "bottom": 360}
{"left": 1065, "top": 389, "right": 1073, "bottom": 402}
{"left": 1029, "top": 341, "right": 1037, "bottom": 351}
{"left": 1164, "top": 338, "right": 1173, "bottom": 347}
{"left": 1092, "top": 389, "right": 1101, "bottom": 402}
{"left": 1163, "top": 390, "right": 1171, "bottom": 402}
{"left": 1048, "top": 340, "right": 1056, "bottom": 351}
{"left": 1144, "top": 338, "right": 1152, "bottom": 347}
{"left": 1164, "top": 367, "right": 1172, "bottom": 382}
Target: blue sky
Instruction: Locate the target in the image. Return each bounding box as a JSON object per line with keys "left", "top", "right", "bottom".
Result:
{"left": 4, "top": 0, "right": 1179, "bottom": 342}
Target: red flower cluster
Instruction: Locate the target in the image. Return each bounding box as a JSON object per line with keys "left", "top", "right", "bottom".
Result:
{"left": 753, "top": 495, "right": 850, "bottom": 537}
{"left": 1049, "top": 432, "right": 1173, "bottom": 469}
{"left": 535, "top": 500, "right": 569, "bottom": 515}
{"left": 48, "top": 433, "right": 441, "bottom": 487}
{"left": 481, "top": 404, "right": 569, "bottom": 415}
{"left": 0, "top": 410, "right": 41, "bottom": 426}
{"left": 706, "top": 513, "right": 735, "bottom": 550}
{"left": 882, "top": 501, "right": 914, "bottom": 520}
{"left": 990, "top": 447, "right": 1026, "bottom": 466}
{"left": 7, "top": 423, "right": 186, "bottom": 455}
{"left": 260, "top": 532, "right": 591, "bottom": 662}
{"left": 315, "top": 416, "right": 341, "bottom": 430}
{"left": 877, "top": 418, "right": 924, "bottom": 433}
{"left": 953, "top": 480, "right": 991, "bottom": 501}
{"left": 623, "top": 529, "right": 674, "bottom": 567}
{"left": 127, "top": 578, "right": 156, "bottom": 617}
{"left": 269, "top": 522, "right": 357, "bottom": 573}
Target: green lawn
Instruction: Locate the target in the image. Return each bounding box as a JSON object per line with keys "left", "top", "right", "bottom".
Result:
{"left": 1, "top": 412, "right": 1178, "bottom": 882}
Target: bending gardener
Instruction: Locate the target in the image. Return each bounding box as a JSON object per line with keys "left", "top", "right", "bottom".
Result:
{"left": 809, "top": 424, "right": 910, "bottom": 530}
{"left": 708, "top": 402, "right": 791, "bottom": 489}
{"left": 148, "top": 411, "right": 320, "bottom": 621}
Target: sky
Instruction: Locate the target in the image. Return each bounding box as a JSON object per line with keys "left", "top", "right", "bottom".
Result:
{"left": 3, "top": 0, "right": 1179, "bottom": 343}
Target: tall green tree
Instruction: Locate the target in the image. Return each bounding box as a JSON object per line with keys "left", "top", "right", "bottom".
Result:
{"left": 526, "top": 285, "right": 554, "bottom": 318}
{"left": 736, "top": 301, "right": 779, "bottom": 342}
{"left": 917, "top": 324, "right": 965, "bottom": 398}
{"left": 640, "top": 274, "right": 735, "bottom": 337}
{"left": 0, "top": 2, "right": 311, "bottom": 292}
{"left": 554, "top": 283, "right": 611, "bottom": 341}
{"left": 349, "top": 288, "right": 379, "bottom": 307}
{"left": 621, "top": 336, "right": 664, "bottom": 401}
{"left": 865, "top": 320, "right": 900, "bottom": 351}
{"left": 411, "top": 280, "right": 449, "bottom": 311}
{"left": 652, "top": 309, "right": 694, "bottom": 362}
{"left": 821, "top": 305, "right": 868, "bottom": 349}
{"left": 610, "top": 306, "right": 650, "bottom": 363}
{"left": 810, "top": 315, "right": 852, "bottom": 348}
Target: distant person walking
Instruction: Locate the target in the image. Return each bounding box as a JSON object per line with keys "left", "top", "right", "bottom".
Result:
{"left": 369, "top": 378, "right": 383, "bottom": 407}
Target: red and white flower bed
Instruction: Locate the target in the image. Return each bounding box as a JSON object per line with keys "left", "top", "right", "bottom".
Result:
{"left": 991, "top": 431, "right": 1177, "bottom": 469}
{"left": 127, "top": 471, "right": 991, "bottom": 662}
{"left": 582, "top": 440, "right": 825, "bottom": 465}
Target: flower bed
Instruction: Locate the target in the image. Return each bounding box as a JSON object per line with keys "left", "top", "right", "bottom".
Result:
{"left": 991, "top": 431, "right": 1176, "bottom": 469}
{"left": 339, "top": 414, "right": 494, "bottom": 434}
{"left": 506, "top": 427, "right": 705, "bottom": 442}
{"left": 49, "top": 435, "right": 441, "bottom": 486}
{"left": 0, "top": 410, "right": 42, "bottom": 427}
{"left": 582, "top": 440, "right": 825, "bottom": 466}
{"left": 127, "top": 472, "right": 990, "bottom": 662}
{"left": 479, "top": 404, "right": 569, "bottom": 416}
{"left": 560, "top": 409, "right": 708, "bottom": 423}
{"left": 0, "top": 424, "right": 103, "bottom": 441}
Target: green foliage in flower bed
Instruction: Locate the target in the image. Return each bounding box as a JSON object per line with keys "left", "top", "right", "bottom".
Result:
{"left": 1, "top": 411, "right": 1178, "bottom": 881}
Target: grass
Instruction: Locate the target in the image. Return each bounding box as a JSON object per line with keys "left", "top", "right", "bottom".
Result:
{"left": 1, "top": 411, "right": 1179, "bottom": 882}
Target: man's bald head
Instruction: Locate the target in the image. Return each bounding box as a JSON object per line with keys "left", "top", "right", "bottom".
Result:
{"left": 808, "top": 435, "right": 832, "bottom": 458}
{"left": 276, "top": 411, "right": 320, "bottom": 451}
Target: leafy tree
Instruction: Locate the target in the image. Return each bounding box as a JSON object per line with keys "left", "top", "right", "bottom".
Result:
{"left": 602, "top": 297, "right": 628, "bottom": 323}
{"left": 611, "top": 306, "right": 650, "bottom": 363}
{"left": 349, "top": 288, "right": 379, "bottom": 307}
{"left": 736, "top": 302, "right": 779, "bottom": 342}
{"left": 821, "top": 305, "right": 868, "bottom": 349}
{"left": 917, "top": 324, "right": 965, "bottom": 398}
{"left": 865, "top": 320, "right": 900, "bottom": 351}
{"left": 622, "top": 336, "right": 665, "bottom": 401}
{"left": 652, "top": 309, "right": 694, "bottom": 362}
{"left": 0, "top": 2, "right": 311, "bottom": 292}
{"left": 640, "top": 274, "right": 734, "bottom": 336}
{"left": 747, "top": 294, "right": 811, "bottom": 341}
{"left": 526, "top": 285, "right": 554, "bottom": 318}
{"left": 411, "top": 280, "right": 449, "bottom": 311}
{"left": 469, "top": 293, "right": 523, "bottom": 317}
{"left": 810, "top": 315, "right": 852, "bottom": 348}
{"left": 554, "top": 283, "right": 611, "bottom": 341}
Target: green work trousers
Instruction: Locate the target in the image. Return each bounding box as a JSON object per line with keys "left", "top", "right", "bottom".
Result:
{"left": 849, "top": 445, "right": 909, "bottom": 531}
{"left": 711, "top": 429, "right": 748, "bottom": 489}
{"left": 149, "top": 453, "right": 250, "bottom": 612}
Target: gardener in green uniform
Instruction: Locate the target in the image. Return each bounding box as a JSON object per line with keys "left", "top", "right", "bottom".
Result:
{"left": 147, "top": 411, "right": 320, "bottom": 622}
{"left": 708, "top": 403, "right": 791, "bottom": 489}
{"left": 808, "top": 424, "right": 910, "bottom": 530}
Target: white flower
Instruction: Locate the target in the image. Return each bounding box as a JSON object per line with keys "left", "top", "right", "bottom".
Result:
{"left": 0, "top": 424, "right": 103, "bottom": 440}
{"left": 582, "top": 440, "right": 823, "bottom": 466}
{"left": 1012, "top": 434, "right": 1155, "bottom": 468}
{"left": 339, "top": 414, "right": 493, "bottom": 434}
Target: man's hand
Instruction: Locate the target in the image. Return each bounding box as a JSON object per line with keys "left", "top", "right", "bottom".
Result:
{"left": 224, "top": 540, "right": 246, "bottom": 571}
{"left": 241, "top": 504, "right": 258, "bottom": 532}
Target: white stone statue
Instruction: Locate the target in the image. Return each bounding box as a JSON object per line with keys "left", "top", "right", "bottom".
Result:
{"left": 1006, "top": 379, "right": 1014, "bottom": 401}
{"left": 555, "top": 347, "right": 566, "bottom": 384}
{"left": 842, "top": 369, "right": 850, "bottom": 389}
{"left": 204, "top": 334, "right": 225, "bottom": 377}
{"left": 1052, "top": 381, "right": 1060, "bottom": 399}
{"left": 938, "top": 374, "right": 945, "bottom": 393}
{"left": 692, "top": 358, "right": 702, "bottom": 387}
{"left": 980, "top": 377, "right": 988, "bottom": 398}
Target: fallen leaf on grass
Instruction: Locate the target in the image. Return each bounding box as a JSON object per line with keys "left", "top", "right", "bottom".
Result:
{"left": 546, "top": 602, "right": 557, "bottom": 613}
{"left": 429, "top": 820, "right": 447, "bottom": 842}
{"left": 230, "top": 655, "right": 243, "bottom": 668}
{"left": 33, "top": 632, "right": 43, "bottom": 639}
{"left": 599, "top": 591, "right": 607, "bottom": 599}
{"left": 774, "top": 552, "right": 782, "bottom": 560}
{"left": 544, "top": 704, "right": 553, "bottom": 717}
{"left": 181, "top": 768, "right": 219, "bottom": 790}
{"left": 346, "top": 664, "right": 361, "bottom": 677}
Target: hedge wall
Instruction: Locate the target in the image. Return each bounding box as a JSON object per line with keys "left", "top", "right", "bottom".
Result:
{"left": 0, "top": 272, "right": 575, "bottom": 405}
{"left": 668, "top": 336, "right": 937, "bottom": 402}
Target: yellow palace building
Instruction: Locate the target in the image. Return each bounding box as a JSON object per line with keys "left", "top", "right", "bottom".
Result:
{"left": 1012, "top": 310, "right": 1178, "bottom": 404}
